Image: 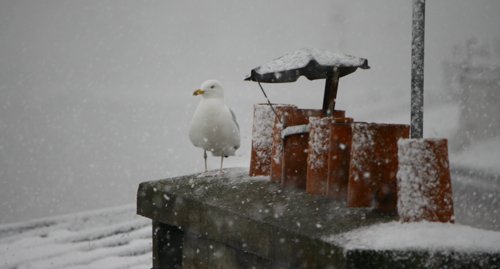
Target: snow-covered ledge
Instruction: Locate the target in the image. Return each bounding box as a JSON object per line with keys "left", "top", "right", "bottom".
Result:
{"left": 137, "top": 168, "right": 500, "bottom": 268}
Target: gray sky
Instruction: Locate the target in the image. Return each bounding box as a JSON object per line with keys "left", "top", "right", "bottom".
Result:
{"left": 1, "top": 0, "right": 499, "bottom": 224}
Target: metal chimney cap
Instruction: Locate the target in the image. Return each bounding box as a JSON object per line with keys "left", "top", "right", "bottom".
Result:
{"left": 245, "top": 48, "right": 369, "bottom": 83}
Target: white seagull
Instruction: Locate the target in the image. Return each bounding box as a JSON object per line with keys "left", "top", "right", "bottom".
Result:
{"left": 189, "top": 80, "right": 240, "bottom": 172}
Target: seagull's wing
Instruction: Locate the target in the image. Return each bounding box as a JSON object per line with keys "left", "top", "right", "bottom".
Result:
{"left": 230, "top": 108, "right": 240, "bottom": 131}
{"left": 229, "top": 108, "right": 240, "bottom": 150}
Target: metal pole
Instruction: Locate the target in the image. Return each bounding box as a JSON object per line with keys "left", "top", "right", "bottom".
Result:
{"left": 411, "top": 0, "right": 425, "bottom": 138}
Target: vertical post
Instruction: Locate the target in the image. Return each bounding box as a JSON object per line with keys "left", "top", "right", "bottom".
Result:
{"left": 411, "top": 0, "right": 425, "bottom": 138}
{"left": 322, "top": 67, "right": 340, "bottom": 116}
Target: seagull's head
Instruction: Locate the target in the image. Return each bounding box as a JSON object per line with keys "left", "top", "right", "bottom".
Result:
{"left": 193, "top": 80, "right": 224, "bottom": 99}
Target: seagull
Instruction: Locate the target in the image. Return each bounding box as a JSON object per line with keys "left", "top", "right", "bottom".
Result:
{"left": 189, "top": 80, "right": 240, "bottom": 172}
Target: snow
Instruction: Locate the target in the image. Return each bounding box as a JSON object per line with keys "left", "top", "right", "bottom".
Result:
{"left": 0, "top": 175, "right": 498, "bottom": 268}
{"left": 0, "top": 3, "right": 498, "bottom": 266}
{"left": 272, "top": 122, "right": 284, "bottom": 165}
{"left": 397, "top": 139, "right": 450, "bottom": 221}
{"left": 194, "top": 167, "right": 269, "bottom": 184}
{"left": 252, "top": 104, "right": 275, "bottom": 149}
{"left": 281, "top": 124, "right": 309, "bottom": 139}
{"left": 254, "top": 48, "right": 368, "bottom": 74}
{"left": 0, "top": 205, "right": 151, "bottom": 269}
{"left": 308, "top": 117, "right": 331, "bottom": 170}
{"left": 251, "top": 104, "right": 278, "bottom": 173}
{"left": 327, "top": 221, "right": 500, "bottom": 253}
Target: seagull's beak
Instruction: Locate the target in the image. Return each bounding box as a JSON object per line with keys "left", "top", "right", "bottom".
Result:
{"left": 193, "top": 89, "right": 205, "bottom": 96}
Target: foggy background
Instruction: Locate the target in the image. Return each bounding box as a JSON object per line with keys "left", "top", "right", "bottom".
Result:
{"left": 1, "top": 0, "right": 499, "bottom": 224}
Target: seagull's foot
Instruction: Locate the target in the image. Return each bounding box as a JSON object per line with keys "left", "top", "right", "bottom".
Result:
{"left": 213, "top": 168, "right": 227, "bottom": 176}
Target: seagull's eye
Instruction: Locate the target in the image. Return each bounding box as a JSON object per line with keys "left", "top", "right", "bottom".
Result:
{"left": 210, "top": 85, "right": 215, "bottom": 89}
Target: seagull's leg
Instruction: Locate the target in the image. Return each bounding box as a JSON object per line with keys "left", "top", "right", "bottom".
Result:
{"left": 220, "top": 156, "right": 224, "bottom": 172}
{"left": 203, "top": 150, "right": 208, "bottom": 172}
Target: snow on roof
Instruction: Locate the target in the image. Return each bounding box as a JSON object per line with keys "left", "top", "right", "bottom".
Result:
{"left": 325, "top": 221, "right": 500, "bottom": 253}
{"left": 0, "top": 205, "right": 151, "bottom": 269}
{"left": 255, "top": 48, "right": 368, "bottom": 74}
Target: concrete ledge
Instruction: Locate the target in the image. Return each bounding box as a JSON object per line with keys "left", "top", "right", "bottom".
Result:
{"left": 137, "top": 168, "right": 500, "bottom": 268}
